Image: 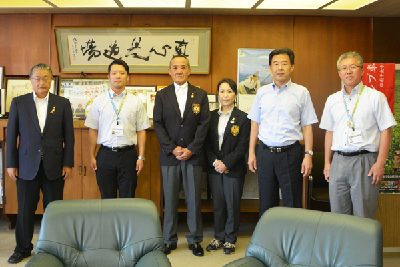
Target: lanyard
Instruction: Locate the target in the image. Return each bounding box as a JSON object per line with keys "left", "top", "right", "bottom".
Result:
{"left": 342, "top": 85, "right": 365, "bottom": 131}
{"left": 109, "top": 90, "right": 127, "bottom": 122}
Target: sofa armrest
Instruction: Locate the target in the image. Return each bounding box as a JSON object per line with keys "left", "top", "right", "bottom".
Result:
{"left": 135, "top": 250, "right": 172, "bottom": 267}
{"left": 223, "top": 256, "right": 265, "bottom": 267}
{"left": 25, "top": 253, "right": 65, "bottom": 267}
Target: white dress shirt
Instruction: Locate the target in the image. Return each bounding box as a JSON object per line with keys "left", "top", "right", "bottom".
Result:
{"left": 85, "top": 88, "right": 151, "bottom": 147}
{"left": 33, "top": 91, "right": 49, "bottom": 133}
{"left": 217, "top": 106, "right": 234, "bottom": 150}
{"left": 174, "top": 82, "right": 188, "bottom": 118}
{"left": 320, "top": 82, "right": 396, "bottom": 152}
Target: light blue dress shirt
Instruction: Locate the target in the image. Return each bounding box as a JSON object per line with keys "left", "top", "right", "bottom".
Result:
{"left": 248, "top": 80, "right": 318, "bottom": 147}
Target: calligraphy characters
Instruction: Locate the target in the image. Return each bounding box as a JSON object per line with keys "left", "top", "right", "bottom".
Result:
{"left": 80, "top": 37, "right": 190, "bottom": 62}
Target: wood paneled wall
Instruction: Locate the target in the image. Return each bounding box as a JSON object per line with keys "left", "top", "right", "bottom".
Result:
{"left": 373, "top": 17, "right": 400, "bottom": 63}
{"left": 1, "top": 14, "right": 398, "bottom": 150}
{"left": 293, "top": 17, "right": 373, "bottom": 151}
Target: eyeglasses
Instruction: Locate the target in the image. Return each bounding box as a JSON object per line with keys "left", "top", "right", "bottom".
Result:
{"left": 339, "top": 65, "right": 361, "bottom": 72}
{"left": 31, "top": 77, "right": 51, "bottom": 83}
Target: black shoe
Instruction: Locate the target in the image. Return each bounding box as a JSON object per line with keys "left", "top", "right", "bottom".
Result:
{"left": 223, "top": 242, "right": 235, "bottom": 255}
{"left": 206, "top": 239, "right": 224, "bottom": 252}
{"left": 189, "top": 242, "right": 204, "bottom": 257}
{"left": 164, "top": 243, "right": 177, "bottom": 255}
{"left": 8, "top": 252, "right": 31, "bottom": 264}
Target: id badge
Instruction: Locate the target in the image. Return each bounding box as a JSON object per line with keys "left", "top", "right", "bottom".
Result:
{"left": 111, "top": 121, "right": 123, "bottom": 137}
{"left": 348, "top": 130, "right": 362, "bottom": 144}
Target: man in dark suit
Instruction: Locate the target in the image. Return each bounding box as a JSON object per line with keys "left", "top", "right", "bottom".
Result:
{"left": 153, "top": 55, "right": 210, "bottom": 257}
{"left": 6, "top": 63, "right": 74, "bottom": 264}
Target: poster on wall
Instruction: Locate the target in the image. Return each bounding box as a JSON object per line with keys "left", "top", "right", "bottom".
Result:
{"left": 381, "top": 66, "right": 400, "bottom": 194}
{"left": 362, "top": 63, "right": 395, "bottom": 113}
{"left": 237, "top": 48, "right": 273, "bottom": 114}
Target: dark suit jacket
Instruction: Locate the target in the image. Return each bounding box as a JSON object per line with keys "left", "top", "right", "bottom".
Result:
{"left": 205, "top": 107, "right": 251, "bottom": 178}
{"left": 6, "top": 93, "right": 75, "bottom": 180}
{"left": 153, "top": 82, "right": 210, "bottom": 166}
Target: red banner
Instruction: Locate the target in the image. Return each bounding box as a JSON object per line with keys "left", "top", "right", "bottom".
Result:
{"left": 362, "top": 63, "right": 395, "bottom": 113}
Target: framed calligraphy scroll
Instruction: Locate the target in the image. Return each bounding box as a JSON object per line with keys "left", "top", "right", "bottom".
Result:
{"left": 5, "top": 75, "right": 58, "bottom": 113}
{"left": 55, "top": 27, "right": 211, "bottom": 74}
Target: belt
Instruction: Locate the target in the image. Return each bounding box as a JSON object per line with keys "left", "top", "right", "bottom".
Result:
{"left": 335, "top": 150, "right": 371, "bottom": 157}
{"left": 262, "top": 141, "right": 298, "bottom": 153}
{"left": 101, "top": 145, "right": 134, "bottom": 152}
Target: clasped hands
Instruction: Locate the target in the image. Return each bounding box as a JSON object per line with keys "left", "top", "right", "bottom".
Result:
{"left": 214, "top": 160, "right": 229, "bottom": 174}
{"left": 173, "top": 146, "right": 193, "bottom": 161}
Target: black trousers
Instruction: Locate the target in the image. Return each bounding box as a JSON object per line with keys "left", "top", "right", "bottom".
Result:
{"left": 208, "top": 173, "right": 244, "bottom": 244}
{"left": 15, "top": 161, "right": 64, "bottom": 254}
{"left": 96, "top": 146, "right": 138, "bottom": 199}
{"left": 257, "top": 141, "right": 303, "bottom": 218}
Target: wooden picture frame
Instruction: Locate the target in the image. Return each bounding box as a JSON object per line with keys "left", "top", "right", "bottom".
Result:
{"left": 55, "top": 27, "right": 211, "bottom": 74}
{"left": 5, "top": 75, "right": 58, "bottom": 113}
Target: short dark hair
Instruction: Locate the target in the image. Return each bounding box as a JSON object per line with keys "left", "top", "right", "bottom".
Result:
{"left": 217, "top": 78, "right": 237, "bottom": 95}
{"left": 30, "top": 63, "right": 53, "bottom": 78}
{"left": 169, "top": 55, "right": 191, "bottom": 69}
{"left": 269, "top": 47, "right": 295, "bottom": 66}
{"left": 108, "top": 59, "right": 129, "bottom": 75}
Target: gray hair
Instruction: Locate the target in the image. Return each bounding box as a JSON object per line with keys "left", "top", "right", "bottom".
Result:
{"left": 337, "top": 52, "right": 363, "bottom": 70}
{"left": 169, "top": 55, "right": 190, "bottom": 69}
{"left": 29, "top": 63, "right": 53, "bottom": 78}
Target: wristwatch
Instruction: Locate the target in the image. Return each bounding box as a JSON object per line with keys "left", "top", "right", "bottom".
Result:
{"left": 305, "top": 150, "right": 313, "bottom": 156}
{"left": 138, "top": 156, "right": 146, "bottom": 161}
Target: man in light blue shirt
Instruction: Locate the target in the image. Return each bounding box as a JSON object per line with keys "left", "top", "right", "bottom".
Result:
{"left": 248, "top": 48, "right": 318, "bottom": 217}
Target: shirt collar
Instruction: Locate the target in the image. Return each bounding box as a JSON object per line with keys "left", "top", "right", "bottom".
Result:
{"left": 341, "top": 81, "right": 364, "bottom": 95}
{"left": 272, "top": 79, "right": 292, "bottom": 91}
{"left": 109, "top": 88, "right": 126, "bottom": 97}
{"left": 174, "top": 82, "right": 188, "bottom": 92}
{"left": 218, "top": 106, "right": 234, "bottom": 116}
{"left": 33, "top": 91, "right": 49, "bottom": 102}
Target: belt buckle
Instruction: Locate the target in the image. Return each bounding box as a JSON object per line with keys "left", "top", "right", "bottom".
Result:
{"left": 112, "top": 147, "right": 118, "bottom": 152}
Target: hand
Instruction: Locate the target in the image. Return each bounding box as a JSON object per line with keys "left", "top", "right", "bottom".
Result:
{"left": 248, "top": 153, "right": 257, "bottom": 173}
{"left": 214, "top": 160, "right": 228, "bottom": 174}
{"left": 177, "top": 148, "right": 193, "bottom": 161}
{"left": 90, "top": 157, "right": 97, "bottom": 172}
{"left": 172, "top": 146, "right": 184, "bottom": 159}
{"left": 301, "top": 155, "right": 313, "bottom": 178}
{"left": 62, "top": 166, "right": 72, "bottom": 180}
{"left": 368, "top": 161, "right": 385, "bottom": 186}
{"left": 136, "top": 159, "right": 144, "bottom": 175}
{"left": 323, "top": 163, "right": 331, "bottom": 182}
{"left": 7, "top": 167, "right": 18, "bottom": 181}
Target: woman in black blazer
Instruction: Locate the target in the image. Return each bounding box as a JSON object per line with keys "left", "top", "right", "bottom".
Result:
{"left": 204, "top": 78, "right": 251, "bottom": 255}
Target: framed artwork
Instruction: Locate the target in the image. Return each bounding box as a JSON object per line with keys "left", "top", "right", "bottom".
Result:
{"left": 5, "top": 75, "right": 58, "bottom": 113}
{"left": 55, "top": 27, "right": 211, "bottom": 74}
{"left": 207, "top": 94, "right": 219, "bottom": 111}
{"left": 146, "top": 91, "right": 157, "bottom": 119}
{"left": 125, "top": 85, "right": 156, "bottom": 114}
{"left": 237, "top": 48, "right": 274, "bottom": 113}
{"left": 0, "top": 66, "right": 4, "bottom": 88}
{"left": 60, "top": 78, "right": 110, "bottom": 119}
{"left": 157, "top": 85, "right": 167, "bottom": 91}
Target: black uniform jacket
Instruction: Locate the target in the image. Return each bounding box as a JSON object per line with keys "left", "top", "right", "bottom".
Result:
{"left": 205, "top": 107, "right": 250, "bottom": 178}
{"left": 153, "top": 82, "right": 210, "bottom": 166}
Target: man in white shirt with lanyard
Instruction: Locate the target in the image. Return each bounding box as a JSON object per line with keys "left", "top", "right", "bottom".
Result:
{"left": 85, "top": 59, "right": 151, "bottom": 199}
{"left": 320, "top": 51, "right": 396, "bottom": 219}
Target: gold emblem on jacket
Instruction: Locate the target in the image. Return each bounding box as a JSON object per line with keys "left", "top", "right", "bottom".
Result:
{"left": 231, "top": 125, "right": 239, "bottom": 136}
{"left": 192, "top": 104, "right": 200, "bottom": 114}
